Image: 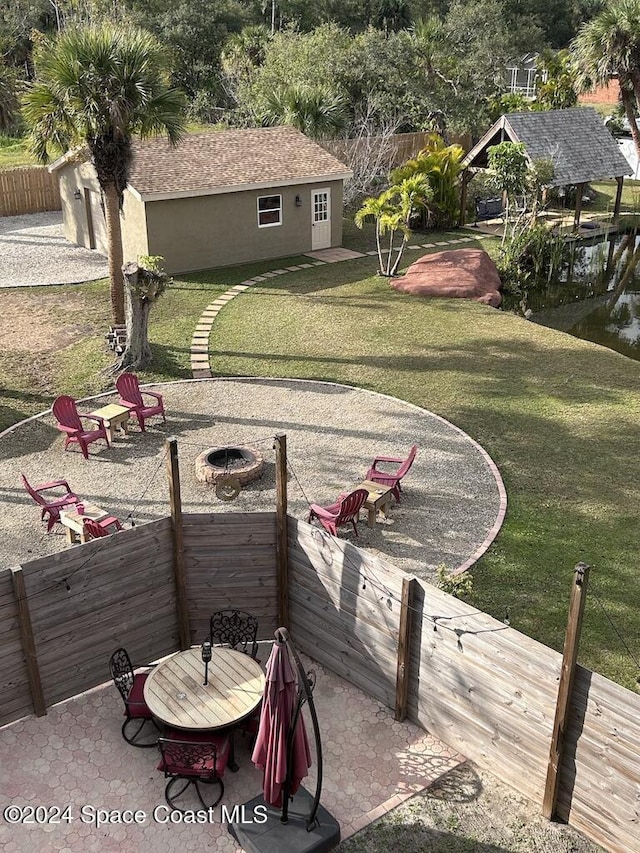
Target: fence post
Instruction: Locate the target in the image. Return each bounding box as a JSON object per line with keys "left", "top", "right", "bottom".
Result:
{"left": 166, "top": 437, "right": 190, "bottom": 650}
{"left": 395, "top": 576, "right": 416, "bottom": 721}
{"left": 542, "top": 562, "right": 590, "bottom": 820}
{"left": 274, "top": 433, "right": 289, "bottom": 629}
{"left": 11, "top": 566, "right": 46, "bottom": 717}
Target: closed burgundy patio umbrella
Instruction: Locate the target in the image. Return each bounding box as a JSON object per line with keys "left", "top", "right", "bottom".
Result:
{"left": 251, "top": 630, "right": 312, "bottom": 808}
{"left": 228, "top": 627, "right": 340, "bottom": 852}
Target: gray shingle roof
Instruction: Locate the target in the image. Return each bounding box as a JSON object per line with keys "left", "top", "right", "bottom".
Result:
{"left": 462, "top": 108, "right": 631, "bottom": 186}
{"left": 127, "top": 126, "right": 351, "bottom": 199}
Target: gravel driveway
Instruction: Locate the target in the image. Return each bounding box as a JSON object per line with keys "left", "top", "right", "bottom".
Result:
{"left": 0, "top": 211, "right": 108, "bottom": 287}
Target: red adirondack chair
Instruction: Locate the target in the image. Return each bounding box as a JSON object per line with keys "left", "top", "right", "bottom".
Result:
{"left": 21, "top": 474, "right": 79, "bottom": 532}
{"left": 83, "top": 516, "right": 124, "bottom": 540}
{"left": 366, "top": 444, "right": 418, "bottom": 503}
{"left": 116, "top": 373, "right": 166, "bottom": 432}
{"left": 308, "top": 488, "right": 369, "bottom": 537}
{"left": 52, "top": 395, "right": 109, "bottom": 459}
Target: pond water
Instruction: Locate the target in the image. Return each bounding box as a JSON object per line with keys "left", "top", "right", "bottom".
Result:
{"left": 506, "top": 232, "right": 640, "bottom": 362}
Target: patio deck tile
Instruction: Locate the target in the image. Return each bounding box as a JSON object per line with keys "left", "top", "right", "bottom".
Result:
{"left": 0, "top": 655, "right": 463, "bottom": 852}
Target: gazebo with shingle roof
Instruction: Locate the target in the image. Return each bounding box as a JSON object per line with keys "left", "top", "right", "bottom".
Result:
{"left": 459, "top": 107, "right": 632, "bottom": 227}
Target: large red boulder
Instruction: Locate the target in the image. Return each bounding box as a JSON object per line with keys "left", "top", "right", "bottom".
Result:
{"left": 391, "top": 248, "right": 502, "bottom": 307}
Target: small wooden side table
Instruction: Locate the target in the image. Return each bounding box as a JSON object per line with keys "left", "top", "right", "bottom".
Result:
{"left": 88, "top": 403, "right": 130, "bottom": 445}
{"left": 357, "top": 479, "right": 395, "bottom": 527}
{"left": 60, "top": 503, "right": 109, "bottom": 544}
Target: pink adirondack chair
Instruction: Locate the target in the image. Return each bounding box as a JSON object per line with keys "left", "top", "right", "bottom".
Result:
{"left": 21, "top": 473, "right": 79, "bottom": 532}
{"left": 308, "top": 488, "right": 369, "bottom": 537}
{"left": 115, "top": 373, "right": 166, "bottom": 432}
{"left": 366, "top": 444, "right": 418, "bottom": 503}
{"left": 83, "top": 516, "right": 124, "bottom": 540}
{"left": 52, "top": 396, "right": 109, "bottom": 459}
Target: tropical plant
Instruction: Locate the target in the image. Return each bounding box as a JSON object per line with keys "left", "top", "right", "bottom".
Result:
{"left": 22, "top": 24, "right": 187, "bottom": 327}
{"left": 390, "top": 133, "right": 464, "bottom": 227}
{"left": 533, "top": 49, "right": 578, "bottom": 110}
{"left": 486, "top": 141, "right": 530, "bottom": 244}
{"left": 571, "top": 0, "right": 640, "bottom": 158}
{"left": 355, "top": 174, "right": 432, "bottom": 275}
{"left": 260, "top": 83, "right": 348, "bottom": 138}
{"left": 496, "top": 222, "right": 567, "bottom": 296}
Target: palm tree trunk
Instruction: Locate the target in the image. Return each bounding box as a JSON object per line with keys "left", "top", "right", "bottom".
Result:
{"left": 621, "top": 76, "right": 640, "bottom": 162}
{"left": 390, "top": 236, "right": 408, "bottom": 276}
{"left": 387, "top": 229, "right": 394, "bottom": 275}
{"left": 102, "top": 182, "right": 125, "bottom": 326}
{"left": 375, "top": 221, "right": 384, "bottom": 274}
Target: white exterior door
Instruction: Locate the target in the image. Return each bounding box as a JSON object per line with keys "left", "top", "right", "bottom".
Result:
{"left": 311, "top": 187, "right": 331, "bottom": 250}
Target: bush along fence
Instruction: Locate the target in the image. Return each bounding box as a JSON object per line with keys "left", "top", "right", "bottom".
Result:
{"left": 2, "top": 435, "right": 638, "bottom": 853}
{"left": 0, "top": 167, "right": 61, "bottom": 216}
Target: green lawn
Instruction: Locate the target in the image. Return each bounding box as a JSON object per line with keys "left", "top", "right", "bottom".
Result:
{"left": 206, "top": 253, "right": 640, "bottom": 692}
{"left": 1, "top": 227, "right": 638, "bottom": 692}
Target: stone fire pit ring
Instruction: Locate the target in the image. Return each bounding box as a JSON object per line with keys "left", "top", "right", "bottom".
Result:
{"left": 195, "top": 445, "right": 265, "bottom": 487}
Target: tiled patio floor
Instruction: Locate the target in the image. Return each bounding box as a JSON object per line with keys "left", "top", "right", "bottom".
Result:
{"left": 0, "top": 655, "right": 463, "bottom": 852}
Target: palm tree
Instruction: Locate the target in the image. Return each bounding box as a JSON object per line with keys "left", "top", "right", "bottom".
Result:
{"left": 355, "top": 175, "right": 432, "bottom": 276}
{"left": 261, "top": 84, "right": 348, "bottom": 139}
{"left": 571, "top": 0, "right": 640, "bottom": 158}
{"left": 22, "top": 25, "right": 187, "bottom": 326}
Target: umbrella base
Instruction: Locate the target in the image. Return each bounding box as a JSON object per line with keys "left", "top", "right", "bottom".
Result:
{"left": 227, "top": 786, "right": 340, "bottom": 853}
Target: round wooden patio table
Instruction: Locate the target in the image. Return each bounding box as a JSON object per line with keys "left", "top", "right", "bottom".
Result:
{"left": 143, "top": 647, "right": 264, "bottom": 731}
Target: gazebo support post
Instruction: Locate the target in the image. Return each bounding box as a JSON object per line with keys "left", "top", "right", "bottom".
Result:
{"left": 459, "top": 170, "right": 471, "bottom": 227}
{"left": 573, "top": 183, "right": 586, "bottom": 230}
{"left": 166, "top": 437, "right": 190, "bottom": 650}
{"left": 613, "top": 176, "right": 624, "bottom": 223}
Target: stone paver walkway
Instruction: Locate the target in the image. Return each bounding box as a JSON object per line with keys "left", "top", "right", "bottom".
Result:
{"left": 189, "top": 232, "right": 492, "bottom": 378}
{"left": 0, "top": 655, "right": 462, "bottom": 852}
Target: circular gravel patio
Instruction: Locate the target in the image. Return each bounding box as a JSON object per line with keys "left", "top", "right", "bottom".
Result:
{"left": 0, "top": 378, "right": 505, "bottom": 577}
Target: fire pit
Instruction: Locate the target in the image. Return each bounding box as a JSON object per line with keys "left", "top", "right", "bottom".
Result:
{"left": 195, "top": 445, "right": 265, "bottom": 486}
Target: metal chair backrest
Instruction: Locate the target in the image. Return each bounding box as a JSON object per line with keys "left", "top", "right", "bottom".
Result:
{"left": 52, "top": 395, "right": 82, "bottom": 431}
{"left": 158, "top": 737, "right": 219, "bottom": 780}
{"left": 209, "top": 610, "right": 259, "bottom": 659}
{"left": 109, "top": 647, "right": 135, "bottom": 705}
{"left": 21, "top": 474, "right": 45, "bottom": 507}
{"left": 396, "top": 445, "right": 418, "bottom": 479}
{"left": 116, "top": 373, "right": 144, "bottom": 407}
{"left": 336, "top": 488, "right": 369, "bottom": 523}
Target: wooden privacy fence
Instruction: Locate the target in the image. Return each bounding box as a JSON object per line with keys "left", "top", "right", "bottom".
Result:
{"left": 2, "top": 508, "right": 639, "bottom": 853}
{"left": 289, "top": 518, "right": 640, "bottom": 853}
{"left": 0, "top": 167, "right": 61, "bottom": 216}
{"left": 322, "top": 130, "right": 473, "bottom": 172}
{"left": 0, "top": 511, "right": 280, "bottom": 728}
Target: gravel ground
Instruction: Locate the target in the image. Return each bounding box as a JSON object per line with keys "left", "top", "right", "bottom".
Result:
{"left": 0, "top": 211, "right": 108, "bottom": 287}
{"left": 340, "top": 762, "right": 603, "bottom": 853}
{"left": 0, "top": 378, "right": 503, "bottom": 575}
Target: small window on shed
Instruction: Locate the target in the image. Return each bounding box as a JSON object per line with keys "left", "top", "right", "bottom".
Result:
{"left": 257, "top": 195, "right": 282, "bottom": 227}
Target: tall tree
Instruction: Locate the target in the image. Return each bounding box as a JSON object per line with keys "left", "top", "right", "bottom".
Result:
{"left": 22, "top": 25, "right": 187, "bottom": 326}
{"left": 571, "top": 0, "right": 640, "bottom": 158}
{"left": 260, "top": 84, "right": 348, "bottom": 138}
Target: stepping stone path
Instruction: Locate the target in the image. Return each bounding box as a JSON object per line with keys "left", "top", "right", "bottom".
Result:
{"left": 189, "top": 232, "right": 487, "bottom": 377}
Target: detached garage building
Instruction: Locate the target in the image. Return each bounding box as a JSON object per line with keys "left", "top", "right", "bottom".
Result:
{"left": 49, "top": 126, "right": 352, "bottom": 274}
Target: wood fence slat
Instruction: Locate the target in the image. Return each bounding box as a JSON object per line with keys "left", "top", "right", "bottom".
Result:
{"left": 0, "top": 167, "right": 61, "bottom": 216}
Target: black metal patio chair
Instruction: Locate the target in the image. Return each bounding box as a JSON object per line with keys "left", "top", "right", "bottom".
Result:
{"left": 157, "top": 730, "right": 231, "bottom": 811}
{"left": 209, "top": 610, "right": 259, "bottom": 660}
{"left": 109, "top": 647, "right": 160, "bottom": 748}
